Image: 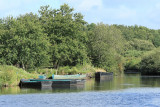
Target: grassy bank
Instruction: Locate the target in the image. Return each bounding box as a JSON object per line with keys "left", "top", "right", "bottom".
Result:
{"left": 0, "top": 65, "right": 38, "bottom": 86}
{"left": 33, "top": 64, "right": 98, "bottom": 78}
{"left": 0, "top": 64, "right": 104, "bottom": 87}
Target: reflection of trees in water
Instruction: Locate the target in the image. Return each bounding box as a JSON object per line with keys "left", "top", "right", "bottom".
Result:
{"left": 94, "top": 76, "right": 113, "bottom": 90}
{"left": 140, "top": 77, "right": 160, "bottom": 87}
{"left": 2, "top": 75, "right": 160, "bottom": 94}
{"left": 0, "top": 86, "right": 21, "bottom": 95}
{"left": 94, "top": 74, "right": 142, "bottom": 91}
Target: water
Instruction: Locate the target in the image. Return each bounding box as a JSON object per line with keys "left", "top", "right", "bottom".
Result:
{"left": 1, "top": 73, "right": 160, "bottom": 107}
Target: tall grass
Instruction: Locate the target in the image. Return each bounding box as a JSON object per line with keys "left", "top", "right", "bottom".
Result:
{"left": 34, "top": 64, "right": 97, "bottom": 75}
{"left": 30, "top": 64, "right": 98, "bottom": 78}
{"left": 57, "top": 64, "right": 96, "bottom": 74}
{"left": 0, "top": 65, "right": 38, "bottom": 86}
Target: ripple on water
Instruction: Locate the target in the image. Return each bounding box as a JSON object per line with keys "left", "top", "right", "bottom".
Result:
{"left": 1, "top": 88, "right": 160, "bottom": 107}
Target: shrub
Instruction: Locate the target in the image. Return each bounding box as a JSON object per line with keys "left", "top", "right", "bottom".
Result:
{"left": 0, "top": 65, "right": 38, "bottom": 86}
{"left": 125, "top": 58, "right": 141, "bottom": 70}
{"left": 140, "top": 49, "right": 160, "bottom": 75}
{"left": 58, "top": 66, "right": 70, "bottom": 74}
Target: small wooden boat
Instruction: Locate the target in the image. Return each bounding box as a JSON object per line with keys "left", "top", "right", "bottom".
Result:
{"left": 53, "top": 74, "right": 86, "bottom": 79}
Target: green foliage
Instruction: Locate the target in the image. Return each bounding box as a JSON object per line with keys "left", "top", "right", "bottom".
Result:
{"left": 0, "top": 65, "right": 38, "bottom": 86}
{"left": 75, "top": 64, "right": 96, "bottom": 74}
{"left": 88, "top": 23, "right": 125, "bottom": 72}
{"left": 33, "top": 68, "right": 57, "bottom": 78}
{"left": 39, "top": 4, "right": 89, "bottom": 67}
{"left": 129, "top": 39, "right": 155, "bottom": 51}
{"left": 57, "top": 64, "right": 96, "bottom": 75}
{"left": 114, "top": 25, "right": 160, "bottom": 72}
{"left": 58, "top": 66, "right": 78, "bottom": 75}
{"left": 152, "top": 30, "right": 160, "bottom": 47}
{"left": 114, "top": 25, "right": 154, "bottom": 41}
{"left": 140, "top": 49, "right": 160, "bottom": 74}
{"left": 1, "top": 4, "right": 160, "bottom": 76}
{"left": 52, "top": 38, "right": 89, "bottom": 67}
{"left": 125, "top": 58, "right": 141, "bottom": 70}
{"left": 0, "top": 13, "right": 50, "bottom": 69}
{"left": 124, "top": 50, "right": 144, "bottom": 57}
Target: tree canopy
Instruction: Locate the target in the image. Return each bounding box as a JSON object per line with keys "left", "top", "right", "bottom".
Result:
{"left": 1, "top": 4, "right": 160, "bottom": 74}
{"left": 0, "top": 13, "right": 50, "bottom": 69}
{"left": 88, "top": 23, "right": 125, "bottom": 72}
{"left": 38, "top": 4, "right": 89, "bottom": 68}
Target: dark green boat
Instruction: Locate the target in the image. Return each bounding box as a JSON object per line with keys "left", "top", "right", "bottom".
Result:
{"left": 19, "top": 78, "right": 86, "bottom": 88}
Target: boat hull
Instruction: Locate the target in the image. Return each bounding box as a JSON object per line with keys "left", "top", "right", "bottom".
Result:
{"left": 95, "top": 72, "right": 113, "bottom": 81}
{"left": 19, "top": 79, "right": 85, "bottom": 88}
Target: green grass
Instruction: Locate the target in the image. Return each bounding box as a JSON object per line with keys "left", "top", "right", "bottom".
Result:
{"left": 33, "top": 64, "right": 96, "bottom": 77}
{"left": 0, "top": 65, "right": 38, "bottom": 86}
{"left": 57, "top": 64, "right": 96, "bottom": 74}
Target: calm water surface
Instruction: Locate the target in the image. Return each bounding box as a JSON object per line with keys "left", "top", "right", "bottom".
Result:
{"left": 1, "top": 74, "right": 160, "bottom": 107}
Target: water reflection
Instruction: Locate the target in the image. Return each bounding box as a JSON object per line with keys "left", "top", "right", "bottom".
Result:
{"left": 140, "top": 76, "right": 160, "bottom": 87}
{"left": 1, "top": 73, "right": 160, "bottom": 95}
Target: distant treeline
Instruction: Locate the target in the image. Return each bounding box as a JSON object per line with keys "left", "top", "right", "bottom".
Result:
{"left": 1, "top": 4, "right": 160, "bottom": 74}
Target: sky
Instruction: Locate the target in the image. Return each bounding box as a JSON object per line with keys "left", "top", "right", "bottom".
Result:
{"left": 0, "top": 0, "right": 160, "bottom": 29}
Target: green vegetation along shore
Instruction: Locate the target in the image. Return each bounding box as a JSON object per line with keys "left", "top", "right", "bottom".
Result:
{"left": 0, "top": 64, "right": 104, "bottom": 86}
{"left": 1, "top": 4, "right": 160, "bottom": 86}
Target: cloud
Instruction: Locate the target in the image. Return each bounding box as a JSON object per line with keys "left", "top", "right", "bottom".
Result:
{"left": 65, "top": 0, "right": 160, "bottom": 29}
{"left": 115, "top": 6, "right": 136, "bottom": 19}
{"left": 77, "top": 0, "right": 103, "bottom": 11}
{"left": 0, "top": 0, "right": 60, "bottom": 18}
{"left": 100, "top": 5, "right": 137, "bottom": 20}
{"left": 1, "top": 0, "right": 160, "bottom": 29}
{"left": 61, "top": 0, "right": 102, "bottom": 11}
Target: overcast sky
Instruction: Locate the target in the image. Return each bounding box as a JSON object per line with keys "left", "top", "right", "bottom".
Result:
{"left": 0, "top": 0, "right": 160, "bottom": 29}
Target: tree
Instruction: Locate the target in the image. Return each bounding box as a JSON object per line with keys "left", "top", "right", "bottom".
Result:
{"left": 152, "top": 30, "right": 160, "bottom": 47}
{"left": 88, "top": 23, "right": 125, "bottom": 72}
{"left": 39, "top": 4, "right": 89, "bottom": 68}
{"left": 0, "top": 13, "right": 50, "bottom": 69}
{"left": 129, "top": 39, "right": 155, "bottom": 51}
{"left": 140, "top": 48, "right": 160, "bottom": 75}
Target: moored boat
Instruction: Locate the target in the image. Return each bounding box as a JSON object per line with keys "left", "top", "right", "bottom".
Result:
{"left": 95, "top": 72, "right": 113, "bottom": 81}
{"left": 52, "top": 74, "right": 86, "bottom": 79}
{"left": 19, "top": 78, "right": 86, "bottom": 88}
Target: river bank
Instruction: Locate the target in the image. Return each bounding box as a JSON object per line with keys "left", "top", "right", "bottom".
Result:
{"left": 0, "top": 65, "right": 106, "bottom": 87}
{"left": 1, "top": 73, "right": 160, "bottom": 94}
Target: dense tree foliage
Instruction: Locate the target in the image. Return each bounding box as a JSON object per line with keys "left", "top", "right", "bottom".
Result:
{"left": 88, "top": 23, "right": 125, "bottom": 72}
{"left": 38, "top": 4, "right": 89, "bottom": 68}
{"left": 113, "top": 25, "right": 160, "bottom": 73}
{"left": 0, "top": 14, "right": 50, "bottom": 69}
{"left": 140, "top": 48, "right": 160, "bottom": 75}
{"left": 1, "top": 4, "right": 160, "bottom": 74}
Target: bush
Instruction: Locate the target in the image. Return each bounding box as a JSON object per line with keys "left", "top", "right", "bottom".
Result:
{"left": 125, "top": 58, "right": 141, "bottom": 70}
{"left": 140, "top": 49, "right": 160, "bottom": 75}
{"left": 0, "top": 70, "right": 17, "bottom": 86}
{"left": 69, "top": 67, "right": 78, "bottom": 74}
{"left": 75, "top": 64, "right": 96, "bottom": 74}
{"left": 56, "top": 64, "right": 96, "bottom": 75}
{"left": 58, "top": 66, "right": 71, "bottom": 74}
{"left": 0, "top": 65, "right": 38, "bottom": 86}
